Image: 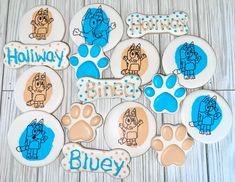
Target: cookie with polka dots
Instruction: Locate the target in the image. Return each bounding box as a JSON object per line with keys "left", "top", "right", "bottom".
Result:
{"left": 126, "top": 11, "right": 189, "bottom": 37}
{"left": 77, "top": 75, "right": 141, "bottom": 102}
{"left": 61, "top": 143, "right": 131, "bottom": 179}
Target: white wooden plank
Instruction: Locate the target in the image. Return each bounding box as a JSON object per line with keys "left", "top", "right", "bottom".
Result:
{"left": 206, "top": 91, "right": 235, "bottom": 182}
{"left": 0, "top": 91, "right": 38, "bottom": 182}
{"left": 0, "top": 0, "right": 9, "bottom": 100}
{"left": 3, "top": 0, "right": 46, "bottom": 91}
{"left": 197, "top": 0, "right": 235, "bottom": 90}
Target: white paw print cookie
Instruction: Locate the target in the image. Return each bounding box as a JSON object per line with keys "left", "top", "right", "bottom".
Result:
{"left": 152, "top": 124, "right": 194, "bottom": 166}
{"left": 61, "top": 103, "right": 103, "bottom": 142}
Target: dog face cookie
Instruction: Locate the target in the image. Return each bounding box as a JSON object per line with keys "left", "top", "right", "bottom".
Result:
{"left": 19, "top": 5, "right": 65, "bottom": 44}
{"left": 110, "top": 39, "right": 160, "bottom": 85}
{"left": 104, "top": 102, "right": 156, "bottom": 157}
{"left": 181, "top": 90, "right": 232, "bottom": 143}
{"left": 162, "top": 35, "right": 216, "bottom": 88}
{"left": 7, "top": 111, "right": 64, "bottom": 167}
{"left": 126, "top": 11, "right": 189, "bottom": 37}
{"left": 61, "top": 143, "right": 131, "bottom": 178}
{"left": 3, "top": 41, "right": 70, "bottom": 70}
{"left": 77, "top": 75, "right": 141, "bottom": 102}
{"left": 61, "top": 102, "right": 103, "bottom": 142}
{"left": 14, "top": 66, "right": 64, "bottom": 113}
{"left": 70, "top": 4, "right": 123, "bottom": 52}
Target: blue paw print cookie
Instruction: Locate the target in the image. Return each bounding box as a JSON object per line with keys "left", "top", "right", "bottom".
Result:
{"left": 144, "top": 74, "right": 186, "bottom": 113}
{"left": 69, "top": 44, "right": 109, "bottom": 79}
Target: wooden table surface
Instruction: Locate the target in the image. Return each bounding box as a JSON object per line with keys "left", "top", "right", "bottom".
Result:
{"left": 0, "top": 0, "right": 234, "bottom": 181}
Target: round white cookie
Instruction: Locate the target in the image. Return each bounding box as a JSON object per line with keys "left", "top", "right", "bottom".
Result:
{"left": 19, "top": 5, "right": 65, "bottom": 44}
{"left": 162, "top": 35, "right": 216, "bottom": 88}
{"left": 14, "top": 66, "right": 64, "bottom": 113}
{"left": 70, "top": 3, "right": 123, "bottom": 52}
{"left": 110, "top": 38, "right": 160, "bottom": 85}
{"left": 104, "top": 102, "right": 156, "bottom": 157}
{"left": 181, "top": 90, "right": 232, "bottom": 144}
{"left": 8, "top": 111, "right": 64, "bottom": 167}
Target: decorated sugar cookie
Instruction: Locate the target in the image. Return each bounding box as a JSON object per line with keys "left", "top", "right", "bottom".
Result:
{"left": 14, "top": 66, "right": 64, "bottom": 113}
{"left": 77, "top": 75, "right": 141, "bottom": 102}
{"left": 181, "top": 90, "right": 232, "bottom": 143}
{"left": 126, "top": 11, "right": 189, "bottom": 37}
{"left": 162, "top": 35, "right": 216, "bottom": 88}
{"left": 7, "top": 111, "right": 64, "bottom": 167}
{"left": 61, "top": 143, "right": 131, "bottom": 178}
{"left": 3, "top": 41, "right": 70, "bottom": 70}
{"left": 104, "top": 102, "right": 156, "bottom": 157}
{"left": 110, "top": 38, "right": 160, "bottom": 85}
{"left": 61, "top": 102, "right": 103, "bottom": 142}
{"left": 70, "top": 4, "right": 124, "bottom": 52}
{"left": 144, "top": 74, "right": 186, "bottom": 114}
{"left": 19, "top": 5, "right": 65, "bottom": 44}
{"left": 152, "top": 124, "right": 193, "bottom": 166}
{"left": 70, "top": 43, "right": 109, "bottom": 79}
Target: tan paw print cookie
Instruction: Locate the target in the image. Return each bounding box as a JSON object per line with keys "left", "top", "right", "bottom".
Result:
{"left": 61, "top": 103, "right": 102, "bottom": 142}
{"left": 152, "top": 124, "right": 193, "bottom": 166}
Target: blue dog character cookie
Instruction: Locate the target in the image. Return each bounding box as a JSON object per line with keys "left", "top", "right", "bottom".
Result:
{"left": 70, "top": 4, "right": 123, "bottom": 52}
{"left": 70, "top": 44, "right": 109, "bottom": 79}
{"left": 8, "top": 111, "right": 64, "bottom": 167}
{"left": 181, "top": 90, "right": 232, "bottom": 143}
{"left": 162, "top": 35, "right": 216, "bottom": 88}
{"left": 144, "top": 74, "right": 186, "bottom": 114}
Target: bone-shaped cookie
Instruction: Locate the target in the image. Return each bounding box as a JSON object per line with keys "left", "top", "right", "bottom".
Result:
{"left": 61, "top": 143, "right": 131, "bottom": 179}
{"left": 126, "top": 11, "right": 189, "bottom": 37}
{"left": 3, "top": 41, "right": 70, "bottom": 70}
{"left": 77, "top": 75, "right": 141, "bottom": 102}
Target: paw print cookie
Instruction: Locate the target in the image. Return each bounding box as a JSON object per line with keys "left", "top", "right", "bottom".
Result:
{"left": 152, "top": 124, "right": 193, "bottom": 166}
{"left": 144, "top": 74, "right": 186, "bottom": 113}
{"left": 61, "top": 103, "right": 103, "bottom": 142}
{"left": 70, "top": 44, "right": 109, "bottom": 79}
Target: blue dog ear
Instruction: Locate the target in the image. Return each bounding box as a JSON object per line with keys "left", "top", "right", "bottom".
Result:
{"left": 84, "top": 9, "right": 92, "bottom": 19}
{"left": 30, "top": 119, "right": 37, "bottom": 125}
{"left": 38, "top": 119, "right": 44, "bottom": 125}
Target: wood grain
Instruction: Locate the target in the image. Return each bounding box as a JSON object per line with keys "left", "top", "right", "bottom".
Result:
{"left": 0, "top": 0, "right": 234, "bottom": 182}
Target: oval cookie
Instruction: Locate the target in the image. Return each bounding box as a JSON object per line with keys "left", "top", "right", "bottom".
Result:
{"left": 14, "top": 66, "right": 64, "bottom": 113}
{"left": 70, "top": 4, "right": 123, "bottom": 52}
{"left": 104, "top": 102, "right": 156, "bottom": 157}
{"left": 110, "top": 38, "right": 160, "bottom": 85}
{"left": 19, "top": 5, "right": 65, "bottom": 44}
{"left": 162, "top": 35, "right": 216, "bottom": 88}
{"left": 7, "top": 111, "right": 64, "bottom": 167}
{"left": 181, "top": 90, "right": 232, "bottom": 143}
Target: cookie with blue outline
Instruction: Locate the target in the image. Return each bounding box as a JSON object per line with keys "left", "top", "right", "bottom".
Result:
{"left": 181, "top": 90, "right": 232, "bottom": 144}
{"left": 70, "top": 4, "right": 124, "bottom": 52}
{"left": 162, "top": 35, "right": 216, "bottom": 88}
{"left": 70, "top": 43, "right": 109, "bottom": 79}
{"left": 7, "top": 111, "right": 64, "bottom": 167}
{"left": 144, "top": 74, "right": 186, "bottom": 114}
